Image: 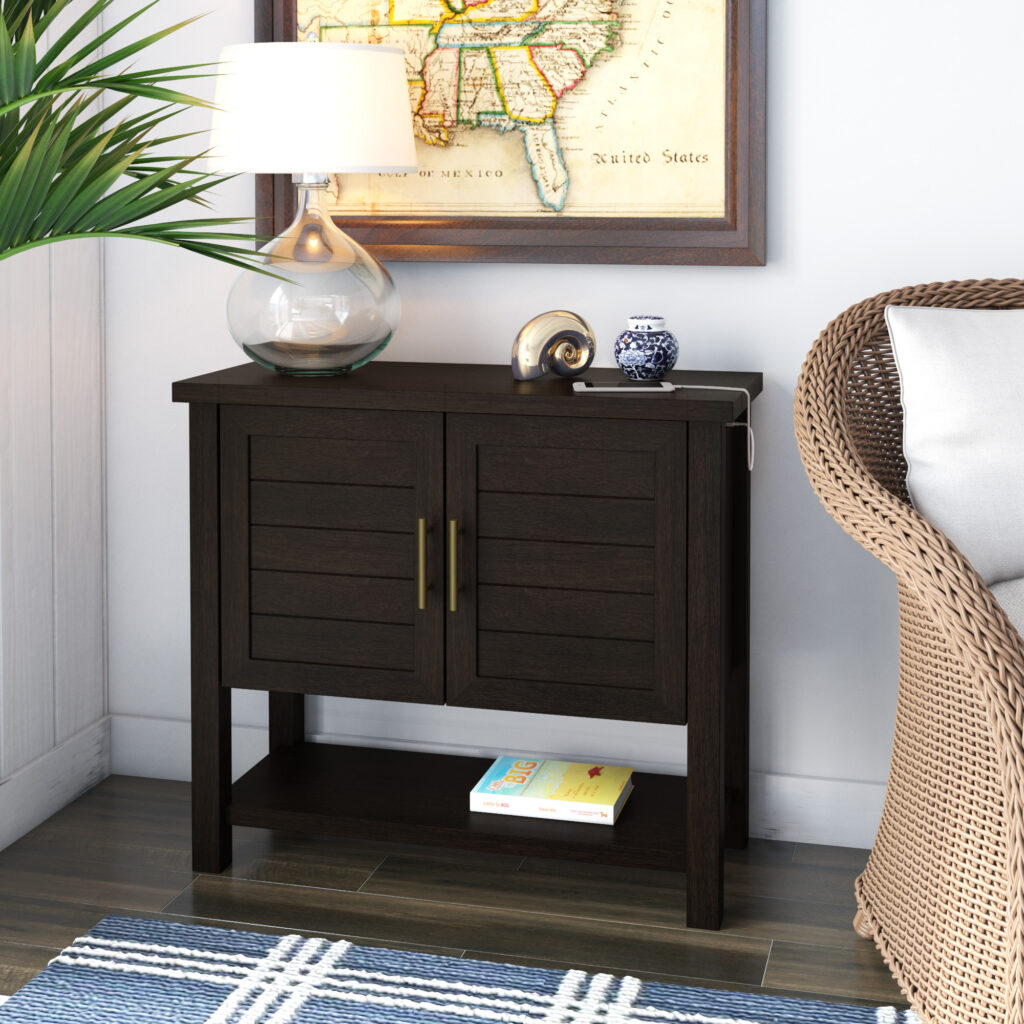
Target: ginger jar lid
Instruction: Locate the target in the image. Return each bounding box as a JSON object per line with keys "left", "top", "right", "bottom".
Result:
{"left": 627, "top": 315, "right": 666, "bottom": 332}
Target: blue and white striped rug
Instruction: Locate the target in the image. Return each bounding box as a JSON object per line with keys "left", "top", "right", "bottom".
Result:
{"left": 0, "top": 916, "right": 915, "bottom": 1024}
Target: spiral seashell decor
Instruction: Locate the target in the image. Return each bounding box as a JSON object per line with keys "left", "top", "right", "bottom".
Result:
{"left": 511, "top": 310, "right": 596, "bottom": 381}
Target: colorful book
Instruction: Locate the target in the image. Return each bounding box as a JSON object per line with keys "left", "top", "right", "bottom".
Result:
{"left": 469, "top": 756, "right": 634, "bottom": 825}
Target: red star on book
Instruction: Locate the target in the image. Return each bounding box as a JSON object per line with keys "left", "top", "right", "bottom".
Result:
{"left": 588, "top": 766, "right": 604, "bottom": 778}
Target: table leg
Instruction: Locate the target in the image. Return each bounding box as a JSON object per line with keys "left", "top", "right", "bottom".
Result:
{"left": 270, "top": 693, "right": 305, "bottom": 749}
{"left": 724, "top": 420, "right": 750, "bottom": 850}
{"left": 190, "top": 403, "right": 231, "bottom": 873}
{"left": 192, "top": 684, "right": 231, "bottom": 872}
{"left": 686, "top": 421, "right": 727, "bottom": 929}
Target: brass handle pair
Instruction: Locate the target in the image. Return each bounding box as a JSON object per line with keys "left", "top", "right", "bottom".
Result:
{"left": 416, "top": 518, "right": 459, "bottom": 612}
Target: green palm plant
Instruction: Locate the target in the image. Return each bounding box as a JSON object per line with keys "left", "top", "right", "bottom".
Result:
{"left": 0, "top": 0, "right": 260, "bottom": 269}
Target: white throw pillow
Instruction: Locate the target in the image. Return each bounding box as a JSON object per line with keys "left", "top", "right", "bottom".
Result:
{"left": 885, "top": 305, "right": 1024, "bottom": 586}
{"left": 991, "top": 577, "right": 1024, "bottom": 639}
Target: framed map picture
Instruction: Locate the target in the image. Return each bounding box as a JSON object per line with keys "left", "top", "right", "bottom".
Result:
{"left": 254, "top": 0, "right": 764, "bottom": 264}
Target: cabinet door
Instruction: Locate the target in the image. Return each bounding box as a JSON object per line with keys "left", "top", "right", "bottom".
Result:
{"left": 446, "top": 414, "right": 686, "bottom": 724}
{"left": 220, "top": 405, "right": 444, "bottom": 703}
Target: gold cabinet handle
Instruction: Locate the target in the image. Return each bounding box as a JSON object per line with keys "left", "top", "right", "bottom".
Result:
{"left": 448, "top": 519, "right": 459, "bottom": 612}
{"left": 417, "top": 517, "right": 427, "bottom": 611}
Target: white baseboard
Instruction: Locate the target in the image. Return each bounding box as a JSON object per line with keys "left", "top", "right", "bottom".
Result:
{"left": 749, "top": 771, "right": 885, "bottom": 849}
{"left": 110, "top": 712, "right": 887, "bottom": 848}
{"left": 110, "top": 713, "right": 269, "bottom": 783}
{"left": 0, "top": 716, "right": 110, "bottom": 853}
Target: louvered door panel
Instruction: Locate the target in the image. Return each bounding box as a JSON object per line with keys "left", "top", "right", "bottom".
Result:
{"left": 446, "top": 414, "right": 686, "bottom": 724}
{"left": 220, "top": 405, "right": 444, "bottom": 703}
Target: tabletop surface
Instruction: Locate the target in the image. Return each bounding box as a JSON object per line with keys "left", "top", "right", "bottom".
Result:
{"left": 173, "top": 361, "right": 762, "bottom": 422}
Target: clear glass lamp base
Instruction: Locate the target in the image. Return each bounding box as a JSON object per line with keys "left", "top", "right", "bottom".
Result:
{"left": 226, "top": 183, "right": 400, "bottom": 376}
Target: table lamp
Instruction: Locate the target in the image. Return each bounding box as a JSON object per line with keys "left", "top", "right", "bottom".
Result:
{"left": 210, "top": 42, "right": 417, "bottom": 375}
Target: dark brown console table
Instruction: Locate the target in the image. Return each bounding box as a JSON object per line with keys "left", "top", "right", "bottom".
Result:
{"left": 173, "top": 361, "right": 761, "bottom": 930}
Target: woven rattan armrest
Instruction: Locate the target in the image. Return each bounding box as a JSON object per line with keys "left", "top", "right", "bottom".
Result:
{"left": 794, "top": 279, "right": 1024, "bottom": 1024}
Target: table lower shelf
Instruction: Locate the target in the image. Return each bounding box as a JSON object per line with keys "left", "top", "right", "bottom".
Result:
{"left": 228, "top": 742, "right": 688, "bottom": 870}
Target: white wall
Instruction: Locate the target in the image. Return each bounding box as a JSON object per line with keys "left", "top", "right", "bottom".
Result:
{"left": 105, "top": 0, "right": 1024, "bottom": 849}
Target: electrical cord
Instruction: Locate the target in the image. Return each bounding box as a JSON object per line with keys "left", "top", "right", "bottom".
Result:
{"left": 670, "top": 384, "right": 755, "bottom": 470}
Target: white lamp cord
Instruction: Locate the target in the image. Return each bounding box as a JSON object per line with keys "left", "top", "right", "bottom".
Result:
{"left": 670, "top": 384, "right": 755, "bottom": 471}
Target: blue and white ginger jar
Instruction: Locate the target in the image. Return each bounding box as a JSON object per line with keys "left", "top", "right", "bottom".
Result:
{"left": 614, "top": 315, "right": 678, "bottom": 381}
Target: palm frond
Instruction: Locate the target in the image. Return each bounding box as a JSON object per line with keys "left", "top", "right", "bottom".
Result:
{"left": 0, "top": 0, "right": 265, "bottom": 271}
{"left": 50, "top": 15, "right": 207, "bottom": 89}
{"left": 5, "top": 0, "right": 70, "bottom": 39}
{"left": 0, "top": 229, "right": 269, "bottom": 276}
{"left": 35, "top": 0, "right": 145, "bottom": 82}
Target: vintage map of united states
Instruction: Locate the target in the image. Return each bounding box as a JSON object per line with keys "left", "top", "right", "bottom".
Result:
{"left": 298, "top": 0, "right": 620, "bottom": 210}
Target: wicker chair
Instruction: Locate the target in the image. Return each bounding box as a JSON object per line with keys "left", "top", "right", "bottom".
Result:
{"left": 794, "top": 279, "right": 1024, "bottom": 1024}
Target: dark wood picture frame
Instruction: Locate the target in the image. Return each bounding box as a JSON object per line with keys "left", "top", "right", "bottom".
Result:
{"left": 254, "top": 0, "right": 765, "bottom": 265}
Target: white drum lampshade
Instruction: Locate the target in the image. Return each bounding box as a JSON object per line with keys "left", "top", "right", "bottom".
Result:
{"left": 210, "top": 42, "right": 416, "bottom": 175}
{"left": 210, "top": 42, "right": 418, "bottom": 376}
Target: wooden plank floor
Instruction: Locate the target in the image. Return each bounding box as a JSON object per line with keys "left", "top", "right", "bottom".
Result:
{"left": 0, "top": 775, "right": 906, "bottom": 1007}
